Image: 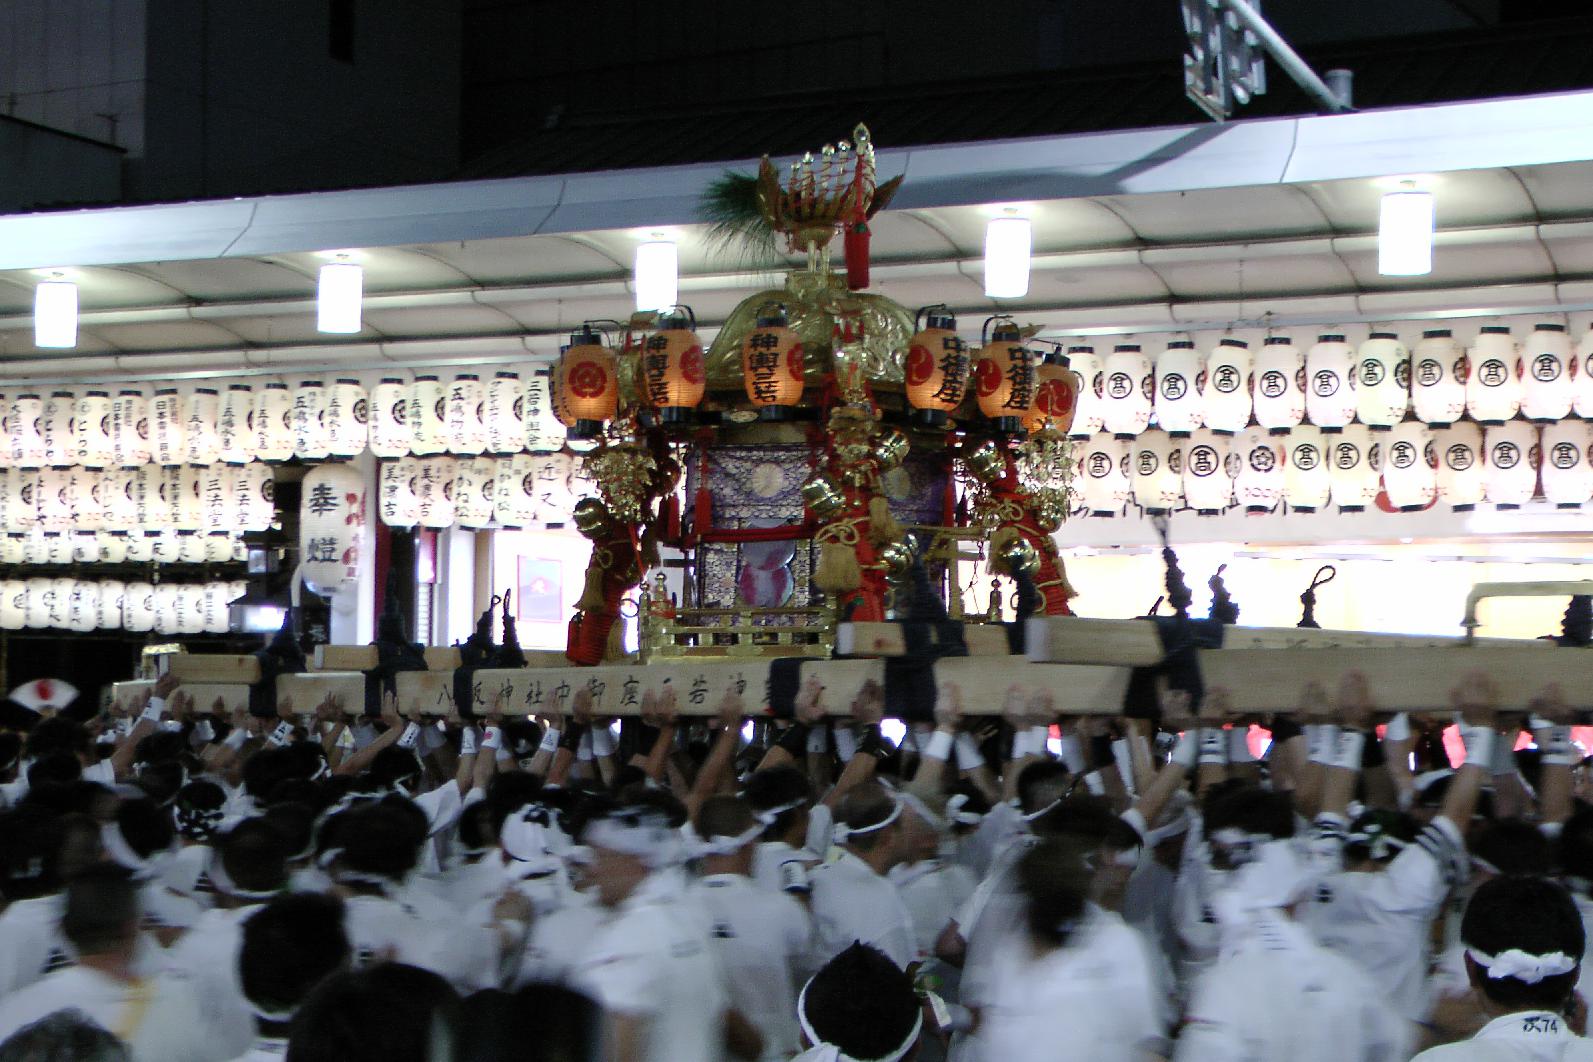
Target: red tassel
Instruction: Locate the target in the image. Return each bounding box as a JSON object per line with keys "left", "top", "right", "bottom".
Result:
{"left": 662, "top": 495, "right": 682, "bottom": 544}
{"left": 845, "top": 222, "right": 871, "bottom": 291}
{"left": 693, "top": 485, "right": 713, "bottom": 535}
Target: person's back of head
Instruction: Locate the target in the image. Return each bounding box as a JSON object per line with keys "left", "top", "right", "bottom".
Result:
{"left": 1462, "top": 875, "right": 1585, "bottom": 1014}
{"left": 744, "top": 765, "right": 811, "bottom": 842}
{"left": 0, "top": 1010, "right": 131, "bottom": 1062}
{"left": 1015, "top": 760, "right": 1074, "bottom": 817}
{"left": 334, "top": 804, "right": 422, "bottom": 886}
{"left": 172, "top": 780, "right": 227, "bottom": 843}
{"left": 799, "top": 943, "right": 920, "bottom": 1060}
{"left": 1560, "top": 805, "right": 1593, "bottom": 885}
{"left": 61, "top": 864, "right": 139, "bottom": 959}
{"left": 367, "top": 746, "right": 423, "bottom": 792}
{"left": 697, "top": 794, "right": 759, "bottom": 842}
{"left": 0, "top": 808, "right": 62, "bottom": 901}
{"left": 454, "top": 985, "right": 601, "bottom": 1062}
{"left": 107, "top": 797, "right": 174, "bottom": 877}
{"left": 132, "top": 760, "right": 184, "bottom": 807}
{"left": 21, "top": 754, "right": 80, "bottom": 810}
{"left": 286, "top": 962, "right": 458, "bottom": 1062}
{"left": 215, "top": 818, "right": 290, "bottom": 898}
{"left": 836, "top": 783, "right": 901, "bottom": 855}
{"left": 1470, "top": 817, "right": 1552, "bottom": 878}
{"left": 242, "top": 748, "right": 298, "bottom": 804}
{"left": 0, "top": 732, "right": 22, "bottom": 783}
{"left": 1017, "top": 837, "right": 1093, "bottom": 950}
{"left": 261, "top": 801, "right": 317, "bottom": 867}
{"left": 240, "top": 893, "right": 349, "bottom": 1020}
{"left": 486, "top": 772, "right": 544, "bottom": 835}
{"left": 24, "top": 718, "right": 86, "bottom": 763}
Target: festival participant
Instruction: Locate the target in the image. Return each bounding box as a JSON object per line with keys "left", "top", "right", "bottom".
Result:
{"left": 793, "top": 943, "right": 923, "bottom": 1062}
{"left": 808, "top": 781, "right": 918, "bottom": 970}
{"left": 283, "top": 963, "right": 458, "bottom": 1062}
{"left": 0, "top": 1011, "right": 131, "bottom": 1061}
{"left": 230, "top": 893, "right": 350, "bottom": 1062}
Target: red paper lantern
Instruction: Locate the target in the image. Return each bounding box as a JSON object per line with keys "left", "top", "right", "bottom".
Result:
{"left": 557, "top": 324, "right": 618, "bottom": 439}
{"left": 973, "top": 318, "right": 1036, "bottom": 434}
{"left": 904, "top": 305, "right": 969, "bottom": 427}
{"left": 1026, "top": 347, "right": 1080, "bottom": 434}
{"left": 642, "top": 306, "right": 705, "bottom": 424}
{"left": 741, "top": 303, "right": 806, "bottom": 420}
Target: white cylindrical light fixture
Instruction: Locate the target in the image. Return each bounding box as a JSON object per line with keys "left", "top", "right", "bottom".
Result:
{"left": 316, "top": 259, "right": 363, "bottom": 334}
{"left": 34, "top": 277, "right": 78, "bottom": 349}
{"left": 983, "top": 213, "right": 1031, "bottom": 299}
{"left": 1378, "top": 182, "right": 1434, "bottom": 277}
{"left": 634, "top": 239, "right": 678, "bottom": 314}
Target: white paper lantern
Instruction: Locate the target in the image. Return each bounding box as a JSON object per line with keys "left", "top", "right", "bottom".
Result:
{"left": 151, "top": 583, "right": 180, "bottom": 635}
{"left": 485, "top": 372, "right": 524, "bottom": 456}
{"left": 67, "top": 580, "right": 98, "bottom": 633}
{"left": 95, "top": 532, "right": 125, "bottom": 564}
{"left": 23, "top": 578, "right": 52, "bottom": 629}
{"left": 1078, "top": 434, "right": 1130, "bottom": 516}
{"left": 20, "top": 532, "right": 44, "bottom": 566}
{"left": 121, "top": 582, "right": 155, "bottom": 632}
{"left": 232, "top": 462, "right": 275, "bottom": 532}
{"left": 1202, "top": 338, "right": 1252, "bottom": 435}
{"left": 378, "top": 458, "right": 421, "bottom": 527}
{"left": 1328, "top": 423, "right": 1380, "bottom": 512}
{"left": 41, "top": 391, "right": 74, "bottom": 468}
{"left": 1251, "top": 337, "right": 1304, "bottom": 434}
{"left": 1153, "top": 341, "right": 1204, "bottom": 437}
{"left": 531, "top": 452, "right": 574, "bottom": 525}
{"left": 1064, "top": 347, "right": 1105, "bottom": 439}
{"left": 1520, "top": 323, "right": 1575, "bottom": 423}
{"left": 150, "top": 530, "right": 181, "bottom": 565}
{"left": 199, "top": 466, "right": 231, "bottom": 535}
{"left": 8, "top": 394, "right": 44, "bottom": 469}
{"left": 292, "top": 380, "right": 329, "bottom": 460}
{"left": 2, "top": 468, "right": 35, "bottom": 531}
{"left": 253, "top": 383, "right": 293, "bottom": 462}
{"left": 0, "top": 535, "right": 21, "bottom": 565}
{"left": 204, "top": 533, "right": 233, "bottom": 563}
{"left": 369, "top": 377, "right": 410, "bottom": 458}
{"left": 445, "top": 374, "right": 487, "bottom": 456}
{"left": 1283, "top": 425, "right": 1331, "bottom": 512}
{"left": 1355, "top": 332, "right": 1409, "bottom": 430}
{"left": 95, "top": 579, "right": 124, "bottom": 630}
{"left": 73, "top": 390, "right": 112, "bottom": 468}
{"left": 150, "top": 388, "right": 185, "bottom": 467}
{"left": 494, "top": 453, "right": 538, "bottom": 527}
{"left": 1382, "top": 420, "right": 1436, "bottom": 512}
{"left": 326, "top": 379, "right": 368, "bottom": 459}
{"left": 65, "top": 468, "right": 102, "bottom": 532}
{"left": 201, "top": 581, "right": 232, "bottom": 634}
{"left": 1433, "top": 422, "right": 1484, "bottom": 511}
{"left": 1467, "top": 326, "right": 1522, "bottom": 426}
{"left": 70, "top": 530, "right": 97, "bottom": 564}
{"left": 43, "top": 576, "right": 70, "bottom": 629}
{"left": 1483, "top": 420, "right": 1539, "bottom": 508}
{"left": 183, "top": 388, "right": 221, "bottom": 466}
{"left": 1129, "top": 428, "right": 1181, "bottom": 514}
{"left": 170, "top": 465, "right": 202, "bottom": 532}
{"left": 523, "top": 369, "right": 567, "bottom": 453}
{"left": 98, "top": 467, "right": 135, "bottom": 532}
{"left": 176, "top": 584, "right": 205, "bottom": 634}
{"left": 416, "top": 456, "right": 456, "bottom": 528}
{"left": 176, "top": 531, "right": 206, "bottom": 564}
{"left": 1576, "top": 326, "right": 1593, "bottom": 419}
{"left": 133, "top": 464, "right": 169, "bottom": 530}
{"left": 110, "top": 390, "right": 149, "bottom": 467}
{"left": 0, "top": 579, "right": 27, "bottom": 630}
{"left": 218, "top": 384, "right": 255, "bottom": 464}
{"left": 1232, "top": 426, "right": 1284, "bottom": 512}
{"left": 1540, "top": 419, "right": 1593, "bottom": 508}
{"left": 1408, "top": 329, "right": 1467, "bottom": 428}
{"left": 35, "top": 468, "right": 71, "bottom": 531}
{"left": 1181, "top": 428, "right": 1232, "bottom": 514}
{"left": 1099, "top": 344, "right": 1152, "bottom": 438}
{"left": 453, "top": 457, "right": 497, "bottom": 527}
{"left": 123, "top": 532, "right": 153, "bottom": 563}
{"left": 408, "top": 375, "right": 447, "bottom": 457}
{"left": 1304, "top": 334, "right": 1356, "bottom": 432}
{"left": 299, "top": 463, "right": 366, "bottom": 596}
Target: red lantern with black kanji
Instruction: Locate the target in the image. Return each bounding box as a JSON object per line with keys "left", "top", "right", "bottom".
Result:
{"left": 973, "top": 317, "right": 1036, "bottom": 434}
{"left": 740, "top": 303, "right": 805, "bottom": 420}
{"left": 556, "top": 323, "right": 618, "bottom": 439}
{"left": 1026, "top": 347, "right": 1080, "bottom": 434}
{"left": 905, "top": 305, "right": 970, "bottom": 427}
{"left": 642, "top": 306, "right": 705, "bottom": 425}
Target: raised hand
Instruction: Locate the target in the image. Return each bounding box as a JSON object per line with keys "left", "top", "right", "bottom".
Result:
{"left": 1453, "top": 669, "right": 1501, "bottom": 729}
{"left": 716, "top": 689, "right": 745, "bottom": 732}
{"left": 1335, "top": 671, "right": 1374, "bottom": 731}
{"left": 849, "top": 679, "right": 885, "bottom": 727}
{"left": 795, "top": 675, "right": 827, "bottom": 726}
{"left": 153, "top": 671, "right": 181, "bottom": 700}
{"left": 933, "top": 683, "right": 964, "bottom": 730}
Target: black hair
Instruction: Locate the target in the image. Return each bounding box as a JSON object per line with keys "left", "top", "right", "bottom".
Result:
{"left": 744, "top": 766, "right": 811, "bottom": 842}
{"left": 1558, "top": 805, "right": 1593, "bottom": 883}
{"left": 0, "top": 1010, "right": 131, "bottom": 1061}
{"left": 457, "top": 800, "right": 496, "bottom": 854}
{"left": 243, "top": 747, "right": 301, "bottom": 803}
{"left": 0, "top": 807, "right": 62, "bottom": 901}
{"left": 1203, "top": 784, "right": 1295, "bottom": 841}
{"left": 1345, "top": 809, "right": 1419, "bottom": 865}
{"left": 23, "top": 753, "right": 80, "bottom": 797}
{"left": 114, "top": 797, "right": 174, "bottom": 861}
{"left": 217, "top": 818, "right": 290, "bottom": 896}
{"left": 24, "top": 717, "right": 87, "bottom": 761}
{"left": 696, "top": 794, "right": 757, "bottom": 842}
{"left": 368, "top": 746, "right": 424, "bottom": 791}
{"left": 262, "top": 801, "right": 317, "bottom": 863}
{"left": 0, "top": 731, "right": 23, "bottom": 778}
{"left": 1015, "top": 759, "right": 1073, "bottom": 815}
{"left": 486, "top": 772, "right": 545, "bottom": 834}
{"left": 614, "top": 787, "right": 688, "bottom": 830}
{"left": 1462, "top": 875, "right": 1585, "bottom": 1012}
{"left": 173, "top": 780, "right": 228, "bottom": 842}
{"left": 335, "top": 803, "right": 423, "bottom": 883}
{"left": 1470, "top": 818, "right": 1553, "bottom": 877}
{"left": 239, "top": 893, "right": 349, "bottom": 1016}
{"left": 268, "top": 778, "right": 324, "bottom": 810}
{"left": 286, "top": 962, "right": 459, "bottom": 1062}
{"left": 836, "top": 783, "right": 899, "bottom": 854}
{"left": 802, "top": 943, "right": 920, "bottom": 1060}
{"left": 132, "top": 729, "right": 187, "bottom": 768}
{"left": 1017, "top": 837, "right": 1093, "bottom": 949}
{"left": 133, "top": 760, "right": 186, "bottom": 806}
{"left": 61, "top": 863, "right": 139, "bottom": 955}
{"left": 452, "top": 984, "right": 602, "bottom": 1062}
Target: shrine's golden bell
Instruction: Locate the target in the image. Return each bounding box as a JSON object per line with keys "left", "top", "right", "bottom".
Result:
{"left": 964, "top": 441, "right": 1006, "bottom": 484}
{"left": 996, "top": 536, "right": 1039, "bottom": 576}
{"left": 572, "top": 498, "right": 610, "bottom": 537}
{"left": 874, "top": 428, "right": 909, "bottom": 470}
{"left": 801, "top": 476, "right": 847, "bottom": 520}
{"left": 878, "top": 540, "right": 915, "bottom": 581}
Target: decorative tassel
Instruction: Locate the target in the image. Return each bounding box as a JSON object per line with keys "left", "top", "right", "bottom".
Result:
{"left": 576, "top": 562, "right": 608, "bottom": 613}
{"left": 845, "top": 221, "right": 871, "bottom": 291}
{"left": 662, "top": 494, "right": 682, "bottom": 544}
{"left": 1298, "top": 565, "right": 1336, "bottom": 630}
{"left": 867, "top": 495, "right": 902, "bottom": 545}
{"left": 1207, "top": 565, "right": 1240, "bottom": 624}
{"left": 816, "top": 541, "right": 862, "bottom": 594}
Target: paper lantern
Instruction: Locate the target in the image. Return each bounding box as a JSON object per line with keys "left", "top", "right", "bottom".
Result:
{"left": 123, "top": 531, "right": 153, "bottom": 564}
{"left": 109, "top": 390, "right": 149, "bottom": 468}
{"left": 531, "top": 452, "right": 575, "bottom": 524}
{"left": 152, "top": 529, "right": 183, "bottom": 565}
{"left": 73, "top": 391, "right": 112, "bottom": 468}
{"left": 1483, "top": 420, "right": 1538, "bottom": 509}
{"left": 557, "top": 326, "right": 619, "bottom": 438}
{"left": 177, "top": 532, "right": 207, "bottom": 564}
{"left": 1355, "top": 332, "right": 1409, "bottom": 430}
{"left": 150, "top": 388, "right": 185, "bottom": 467}
{"left": 1100, "top": 344, "right": 1153, "bottom": 438}
{"left": 973, "top": 320, "right": 1037, "bottom": 434}
{"left": 180, "top": 388, "right": 220, "bottom": 466}
{"left": 203, "top": 533, "right": 232, "bottom": 563}
{"left": 132, "top": 464, "right": 169, "bottom": 530}
{"left": 0, "top": 536, "right": 21, "bottom": 565}
{"left": 193, "top": 466, "right": 227, "bottom": 536}
{"left": 1520, "top": 323, "right": 1574, "bottom": 423}
{"left": 1129, "top": 428, "right": 1181, "bottom": 514}
{"left": 1154, "top": 340, "right": 1204, "bottom": 437}
{"left": 95, "top": 579, "right": 123, "bottom": 630}
{"left": 8, "top": 394, "right": 44, "bottom": 469}
{"left": 43, "top": 532, "right": 70, "bottom": 566}
{"left": 1382, "top": 420, "right": 1436, "bottom": 511}
{"left": 299, "top": 463, "right": 366, "bottom": 595}
{"left": 1027, "top": 349, "right": 1080, "bottom": 434}
{"left": 175, "top": 584, "right": 204, "bottom": 634}
{"left": 1541, "top": 419, "right": 1593, "bottom": 508}
{"left": 96, "top": 532, "right": 126, "bottom": 564}
{"left": 324, "top": 378, "right": 367, "bottom": 460}
{"left": 68, "top": 467, "right": 102, "bottom": 531}
{"left": 43, "top": 577, "right": 70, "bottom": 629}
{"left": 1251, "top": 337, "right": 1304, "bottom": 434}
{"left": 1467, "top": 326, "right": 1522, "bottom": 426}
{"left": 1576, "top": 325, "right": 1593, "bottom": 418}
{"left": 41, "top": 391, "right": 73, "bottom": 468}
{"left": 98, "top": 468, "right": 135, "bottom": 531}
{"left": 151, "top": 583, "right": 180, "bottom": 635}
{"left": 1328, "top": 423, "right": 1380, "bottom": 512}
{"left": 453, "top": 457, "right": 497, "bottom": 528}
{"left": 743, "top": 305, "right": 809, "bottom": 421}
{"left": 416, "top": 456, "right": 456, "bottom": 529}
{"left": 1433, "top": 422, "right": 1484, "bottom": 511}
{"left": 445, "top": 374, "right": 487, "bottom": 456}
{"left": 368, "top": 378, "right": 409, "bottom": 458}
{"left": 1202, "top": 338, "right": 1252, "bottom": 434}
{"left": 218, "top": 385, "right": 254, "bottom": 464}
{"left": 33, "top": 468, "right": 70, "bottom": 531}
{"left": 1067, "top": 346, "right": 1105, "bottom": 439}
{"left": 253, "top": 383, "right": 293, "bottom": 462}
{"left": 1408, "top": 329, "right": 1466, "bottom": 429}
{"left": 493, "top": 453, "right": 538, "bottom": 528}
{"left": 0, "top": 580, "right": 21, "bottom": 630}
{"left": 1232, "top": 426, "right": 1284, "bottom": 512}
{"left": 70, "top": 531, "right": 97, "bottom": 564}
{"left": 292, "top": 380, "right": 329, "bottom": 460}
{"left": 1283, "top": 425, "right": 1331, "bottom": 512}
{"left": 232, "top": 462, "right": 275, "bottom": 532}
{"left": 1305, "top": 334, "right": 1356, "bottom": 432}
{"left": 23, "top": 578, "right": 51, "bottom": 629}
{"left": 484, "top": 372, "right": 524, "bottom": 455}
{"left": 641, "top": 309, "right": 705, "bottom": 423}
{"left": 67, "top": 580, "right": 98, "bottom": 633}
{"left": 201, "top": 582, "right": 232, "bottom": 634}
{"left": 1078, "top": 434, "right": 1130, "bottom": 516}
{"left": 523, "top": 369, "right": 566, "bottom": 453}
{"left": 378, "top": 458, "right": 421, "bottom": 527}
{"left": 408, "top": 375, "right": 447, "bottom": 456}
{"left": 1182, "top": 428, "right": 1233, "bottom": 514}
{"left": 19, "top": 533, "right": 43, "bottom": 565}
{"left": 172, "top": 465, "right": 202, "bottom": 531}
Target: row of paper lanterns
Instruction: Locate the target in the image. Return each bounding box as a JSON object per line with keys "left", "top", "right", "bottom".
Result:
{"left": 1072, "top": 419, "right": 1589, "bottom": 516}
{"left": 376, "top": 452, "right": 593, "bottom": 530}
{"left": 1063, "top": 324, "right": 1593, "bottom": 440}
{"left": 0, "top": 463, "right": 275, "bottom": 536}
{"left": 0, "top": 370, "right": 569, "bottom": 470}
{"left": 0, "top": 530, "right": 248, "bottom": 566}
{"left": 0, "top": 578, "right": 244, "bottom": 633}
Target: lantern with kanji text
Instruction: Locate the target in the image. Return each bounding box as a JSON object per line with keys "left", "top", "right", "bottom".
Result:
{"left": 1355, "top": 331, "right": 1409, "bottom": 430}
{"left": 484, "top": 372, "right": 524, "bottom": 455}
{"left": 973, "top": 318, "right": 1036, "bottom": 434}
{"left": 292, "top": 380, "right": 328, "bottom": 460}
{"left": 1100, "top": 343, "right": 1152, "bottom": 438}
{"left": 642, "top": 307, "right": 705, "bottom": 425}
{"left": 446, "top": 373, "right": 487, "bottom": 456}
{"left": 1234, "top": 425, "right": 1284, "bottom": 512}
{"left": 1027, "top": 346, "right": 1080, "bottom": 434}
{"left": 184, "top": 388, "right": 221, "bottom": 465}
{"left": 407, "top": 375, "right": 447, "bottom": 456}
{"left": 1328, "top": 423, "right": 1380, "bottom": 512}
{"left": 1467, "top": 326, "right": 1522, "bottom": 426}
{"left": 1067, "top": 346, "right": 1104, "bottom": 439}
{"left": 326, "top": 378, "right": 367, "bottom": 460}
{"left": 1181, "top": 427, "right": 1233, "bottom": 514}
{"left": 1521, "top": 323, "right": 1574, "bottom": 423}
{"left": 1154, "top": 340, "right": 1204, "bottom": 437}
{"left": 300, "top": 463, "right": 366, "bottom": 595}
{"left": 1541, "top": 418, "right": 1593, "bottom": 508}
{"left": 903, "top": 305, "right": 967, "bottom": 427}
{"left": 742, "top": 303, "right": 807, "bottom": 421}
{"left": 1202, "top": 338, "right": 1252, "bottom": 434}
{"left": 1433, "top": 421, "right": 1484, "bottom": 511}
{"left": 218, "top": 385, "right": 254, "bottom": 464}
{"left": 1410, "top": 329, "right": 1467, "bottom": 428}
{"left": 369, "top": 378, "right": 410, "bottom": 458}
{"left": 1383, "top": 419, "right": 1436, "bottom": 511}
{"left": 1129, "top": 428, "right": 1181, "bottom": 514}
{"left": 1483, "top": 419, "right": 1537, "bottom": 509}
{"left": 253, "top": 383, "right": 293, "bottom": 462}
{"left": 1283, "top": 424, "right": 1330, "bottom": 511}
{"left": 1304, "top": 334, "right": 1356, "bottom": 432}
{"left": 1252, "top": 336, "right": 1304, "bottom": 434}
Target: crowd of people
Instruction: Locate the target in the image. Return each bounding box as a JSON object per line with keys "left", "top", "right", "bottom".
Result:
{"left": 0, "top": 664, "right": 1590, "bottom": 1061}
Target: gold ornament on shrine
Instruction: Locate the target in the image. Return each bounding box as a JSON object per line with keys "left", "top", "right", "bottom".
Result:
{"left": 582, "top": 442, "right": 659, "bottom": 525}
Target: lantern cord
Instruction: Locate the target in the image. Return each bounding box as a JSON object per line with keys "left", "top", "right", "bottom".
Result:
{"left": 1558, "top": 594, "right": 1593, "bottom": 647}
{"left": 1207, "top": 564, "right": 1239, "bottom": 625}
{"left": 1151, "top": 515, "right": 1192, "bottom": 620}
{"left": 1298, "top": 564, "right": 1337, "bottom": 629}
{"left": 1145, "top": 594, "right": 1164, "bottom": 619}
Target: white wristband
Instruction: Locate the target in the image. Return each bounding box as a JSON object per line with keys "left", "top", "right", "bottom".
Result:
{"left": 1384, "top": 712, "right": 1411, "bottom": 742}
{"left": 222, "top": 727, "right": 249, "bottom": 750}
{"left": 1170, "top": 731, "right": 1199, "bottom": 770}
{"left": 396, "top": 722, "right": 422, "bottom": 750}
{"left": 193, "top": 719, "right": 215, "bottom": 744}
{"left": 1461, "top": 726, "right": 1496, "bottom": 770}
{"left": 1329, "top": 729, "right": 1366, "bottom": 771}
{"left": 1307, "top": 724, "right": 1340, "bottom": 765}
{"left": 265, "top": 721, "right": 295, "bottom": 747}
{"left": 955, "top": 731, "right": 984, "bottom": 771}
{"left": 576, "top": 730, "right": 593, "bottom": 762}
{"left": 1083, "top": 772, "right": 1105, "bottom": 796}
{"left": 539, "top": 727, "right": 560, "bottom": 753}
{"left": 459, "top": 727, "right": 480, "bottom": 756}
{"left": 806, "top": 725, "right": 830, "bottom": 755}
{"left": 834, "top": 726, "right": 859, "bottom": 763}
{"left": 1490, "top": 726, "right": 1518, "bottom": 776}
{"left": 116, "top": 717, "right": 133, "bottom": 737}
{"left": 1540, "top": 725, "right": 1578, "bottom": 767}
{"left": 923, "top": 729, "right": 955, "bottom": 762}
{"left": 140, "top": 697, "right": 167, "bottom": 726}
{"left": 481, "top": 725, "right": 503, "bottom": 751}
{"left": 590, "top": 725, "right": 617, "bottom": 758}
{"left": 1197, "top": 728, "right": 1228, "bottom": 766}
{"left": 1227, "top": 726, "right": 1256, "bottom": 764}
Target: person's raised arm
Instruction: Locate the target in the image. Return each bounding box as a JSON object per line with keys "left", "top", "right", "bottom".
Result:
{"left": 110, "top": 670, "right": 182, "bottom": 779}
{"left": 1318, "top": 672, "right": 1374, "bottom": 822}
{"left": 525, "top": 687, "right": 567, "bottom": 778}
{"left": 334, "top": 689, "right": 407, "bottom": 776}
{"left": 640, "top": 686, "right": 679, "bottom": 784}
{"left": 1438, "top": 670, "right": 1502, "bottom": 833}
{"left": 756, "top": 675, "right": 826, "bottom": 772}
{"left": 1532, "top": 683, "right": 1577, "bottom": 832}
{"left": 821, "top": 679, "right": 886, "bottom": 809}
{"left": 1122, "top": 688, "right": 1199, "bottom": 839}
{"left": 906, "top": 682, "right": 962, "bottom": 804}
{"left": 688, "top": 690, "right": 746, "bottom": 818}
{"left": 1292, "top": 680, "right": 1336, "bottom": 818}
{"left": 547, "top": 686, "right": 590, "bottom": 787}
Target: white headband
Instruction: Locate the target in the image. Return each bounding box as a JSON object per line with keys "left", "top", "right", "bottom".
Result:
{"left": 796, "top": 978, "right": 922, "bottom": 1062}
{"left": 833, "top": 800, "right": 902, "bottom": 846}
{"left": 689, "top": 823, "right": 765, "bottom": 859}
{"left": 754, "top": 797, "right": 807, "bottom": 826}
{"left": 101, "top": 822, "right": 167, "bottom": 881}
{"left": 206, "top": 853, "right": 282, "bottom": 902}
{"left": 1021, "top": 797, "right": 1062, "bottom": 824}
{"left": 944, "top": 794, "right": 982, "bottom": 827}
{"left": 1467, "top": 948, "right": 1579, "bottom": 984}
{"left": 584, "top": 816, "right": 683, "bottom": 869}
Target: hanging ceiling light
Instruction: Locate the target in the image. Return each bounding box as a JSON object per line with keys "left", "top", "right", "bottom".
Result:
{"left": 34, "top": 275, "right": 77, "bottom": 349}
{"left": 1378, "top": 181, "right": 1434, "bottom": 277}
{"left": 634, "top": 237, "right": 679, "bottom": 314}
{"left": 316, "top": 256, "right": 364, "bottom": 334}
{"left": 983, "top": 211, "right": 1031, "bottom": 300}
